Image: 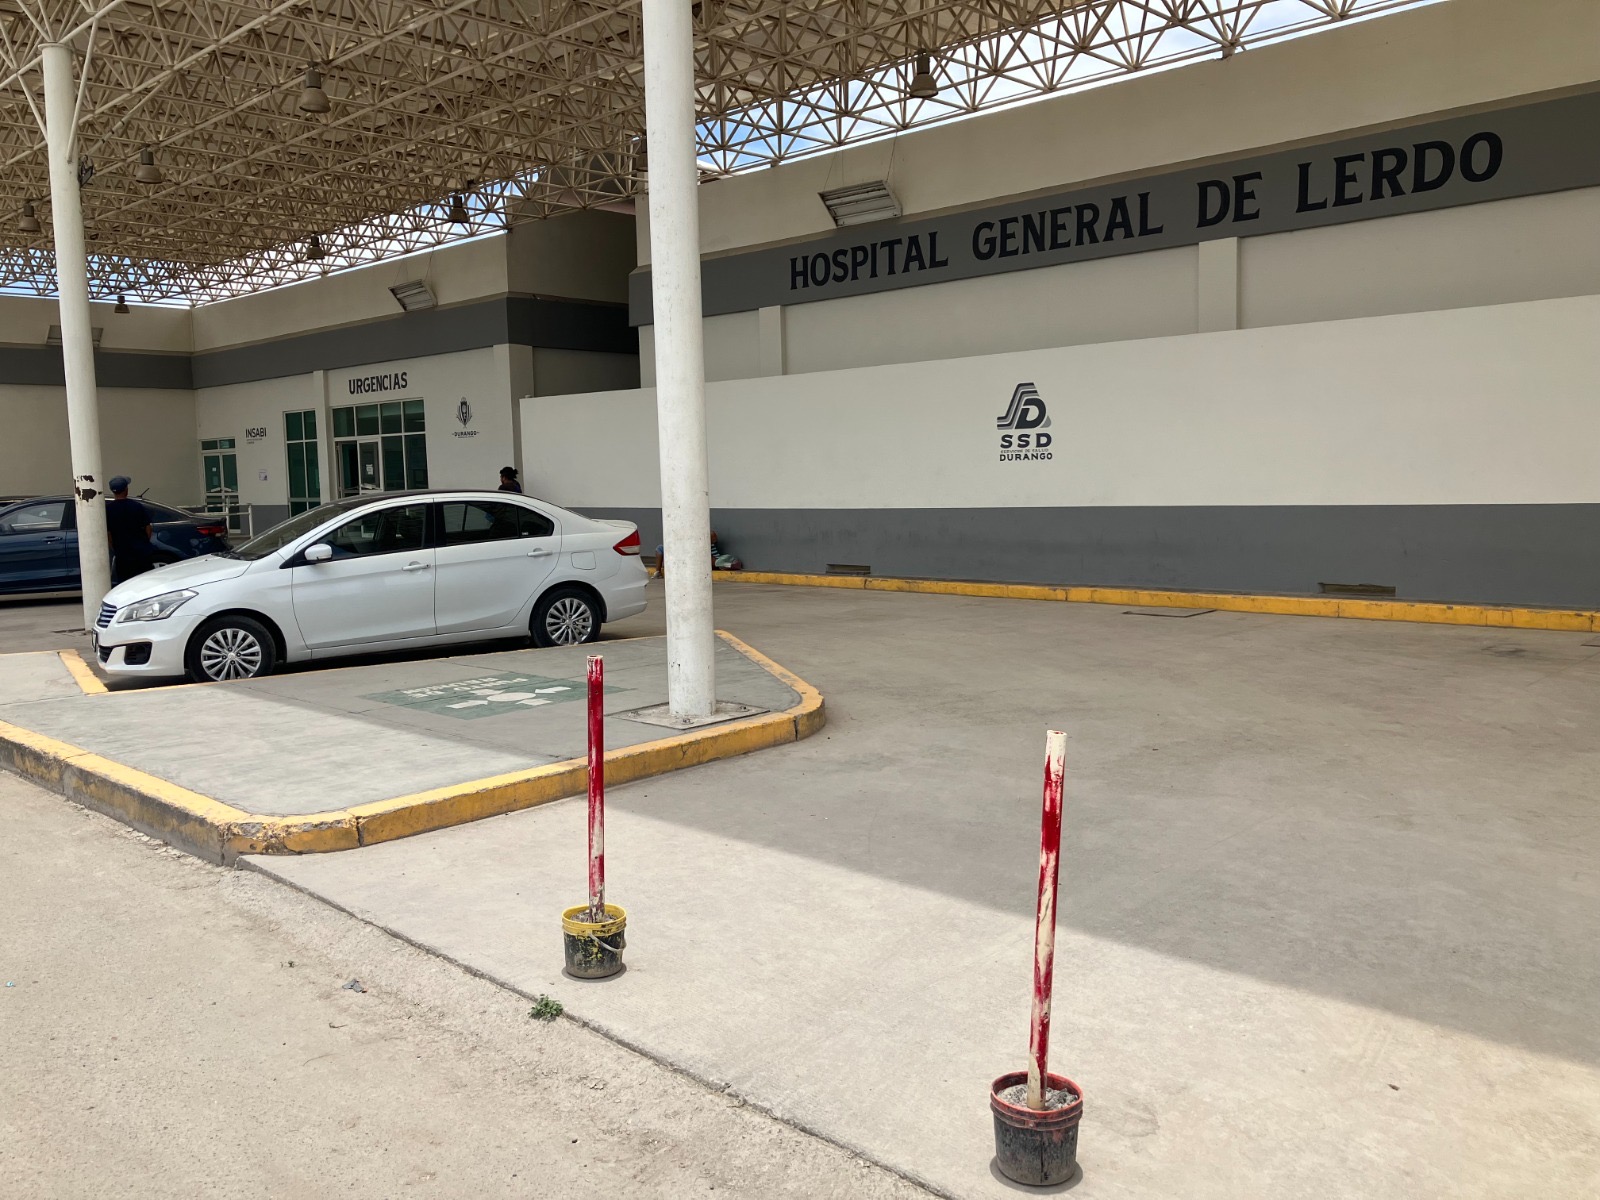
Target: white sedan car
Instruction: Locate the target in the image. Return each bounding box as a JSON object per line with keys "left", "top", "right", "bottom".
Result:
{"left": 92, "top": 491, "right": 649, "bottom": 682}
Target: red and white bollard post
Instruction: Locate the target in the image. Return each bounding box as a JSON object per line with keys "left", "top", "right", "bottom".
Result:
{"left": 989, "top": 729, "right": 1083, "bottom": 1186}
{"left": 560, "top": 654, "right": 628, "bottom": 978}
{"left": 1028, "top": 729, "right": 1067, "bottom": 1110}
{"left": 587, "top": 654, "right": 606, "bottom": 923}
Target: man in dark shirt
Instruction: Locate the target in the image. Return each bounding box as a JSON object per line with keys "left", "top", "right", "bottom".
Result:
{"left": 498, "top": 466, "right": 524, "bottom": 494}
{"left": 105, "top": 475, "right": 154, "bottom": 584}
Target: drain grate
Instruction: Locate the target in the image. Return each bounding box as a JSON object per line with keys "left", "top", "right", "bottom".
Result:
{"left": 826, "top": 563, "right": 871, "bottom": 576}
{"left": 1319, "top": 581, "right": 1396, "bottom": 597}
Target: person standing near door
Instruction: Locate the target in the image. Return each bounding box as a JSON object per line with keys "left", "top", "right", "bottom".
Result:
{"left": 105, "top": 475, "right": 154, "bottom": 584}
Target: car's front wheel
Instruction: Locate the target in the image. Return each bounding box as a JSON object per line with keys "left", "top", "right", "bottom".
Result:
{"left": 185, "top": 615, "right": 278, "bottom": 682}
{"left": 531, "top": 587, "right": 601, "bottom": 648}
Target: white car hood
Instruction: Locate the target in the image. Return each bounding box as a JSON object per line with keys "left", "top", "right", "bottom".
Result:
{"left": 104, "top": 554, "right": 253, "bottom": 606}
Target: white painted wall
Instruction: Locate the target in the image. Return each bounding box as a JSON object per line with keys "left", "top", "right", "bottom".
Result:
{"left": 195, "top": 374, "right": 322, "bottom": 513}
{"left": 191, "top": 235, "right": 510, "bottom": 352}
{"left": 0, "top": 294, "right": 191, "bottom": 352}
{"left": 1240, "top": 186, "right": 1600, "bottom": 327}
{"left": 194, "top": 346, "right": 520, "bottom": 511}
{"left": 526, "top": 293, "right": 1600, "bottom": 512}
{"left": 0, "top": 385, "right": 199, "bottom": 503}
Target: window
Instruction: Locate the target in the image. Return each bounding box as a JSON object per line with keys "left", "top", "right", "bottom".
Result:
{"left": 323, "top": 503, "right": 428, "bottom": 558}
{"left": 0, "top": 501, "right": 66, "bottom": 535}
{"left": 285, "top": 410, "right": 321, "bottom": 516}
{"left": 229, "top": 497, "right": 368, "bottom": 561}
{"left": 437, "top": 501, "right": 554, "bottom": 546}
{"left": 200, "top": 438, "right": 236, "bottom": 451}
{"left": 330, "top": 400, "right": 427, "bottom": 497}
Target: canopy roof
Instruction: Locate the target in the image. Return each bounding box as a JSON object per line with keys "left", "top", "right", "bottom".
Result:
{"left": 0, "top": 0, "right": 1432, "bottom": 302}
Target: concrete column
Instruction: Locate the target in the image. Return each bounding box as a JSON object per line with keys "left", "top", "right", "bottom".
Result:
{"left": 757, "top": 306, "right": 785, "bottom": 376}
{"left": 1197, "top": 237, "right": 1241, "bottom": 333}
{"left": 41, "top": 42, "right": 111, "bottom": 627}
{"left": 642, "top": 0, "right": 715, "bottom": 720}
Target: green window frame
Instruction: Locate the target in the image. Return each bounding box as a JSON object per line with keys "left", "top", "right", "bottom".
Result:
{"left": 284, "top": 409, "right": 321, "bottom": 517}
{"left": 329, "top": 401, "right": 427, "bottom": 497}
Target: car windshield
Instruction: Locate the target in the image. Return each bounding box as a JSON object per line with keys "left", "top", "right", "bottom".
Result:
{"left": 223, "top": 498, "right": 373, "bottom": 560}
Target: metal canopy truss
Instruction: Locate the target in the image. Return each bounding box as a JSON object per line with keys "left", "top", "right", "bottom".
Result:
{"left": 0, "top": 0, "right": 1440, "bottom": 304}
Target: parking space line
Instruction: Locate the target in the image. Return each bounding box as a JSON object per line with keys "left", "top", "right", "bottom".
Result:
{"left": 57, "top": 648, "right": 109, "bottom": 695}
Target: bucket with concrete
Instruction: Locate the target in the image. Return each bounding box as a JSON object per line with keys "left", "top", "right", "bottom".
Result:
{"left": 561, "top": 903, "right": 627, "bottom": 978}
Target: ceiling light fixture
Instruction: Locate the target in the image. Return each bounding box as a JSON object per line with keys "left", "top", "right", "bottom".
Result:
{"left": 20, "top": 199, "right": 41, "bottom": 233}
{"left": 306, "top": 233, "right": 326, "bottom": 261}
{"left": 908, "top": 53, "right": 939, "bottom": 100}
{"left": 113, "top": 294, "right": 130, "bottom": 314}
{"left": 819, "top": 180, "right": 902, "bottom": 227}
{"left": 388, "top": 280, "right": 437, "bottom": 311}
{"left": 447, "top": 193, "right": 470, "bottom": 225}
{"left": 298, "top": 66, "right": 331, "bottom": 114}
{"left": 135, "top": 147, "right": 164, "bottom": 185}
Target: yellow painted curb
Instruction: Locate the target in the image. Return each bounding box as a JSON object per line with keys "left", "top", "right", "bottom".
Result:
{"left": 58, "top": 648, "right": 109, "bottom": 695}
{"left": 713, "top": 571, "right": 1600, "bottom": 633}
{"left": 0, "top": 632, "right": 824, "bottom": 861}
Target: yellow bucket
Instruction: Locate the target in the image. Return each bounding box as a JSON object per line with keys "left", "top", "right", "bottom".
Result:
{"left": 561, "top": 903, "right": 627, "bottom": 978}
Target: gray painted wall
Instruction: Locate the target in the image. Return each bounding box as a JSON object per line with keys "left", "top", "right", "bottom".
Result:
{"left": 0, "top": 345, "right": 193, "bottom": 389}
{"left": 571, "top": 505, "right": 1600, "bottom": 610}
{"left": 0, "top": 295, "right": 636, "bottom": 390}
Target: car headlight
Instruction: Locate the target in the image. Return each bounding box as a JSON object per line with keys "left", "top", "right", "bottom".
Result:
{"left": 115, "top": 589, "right": 198, "bottom": 623}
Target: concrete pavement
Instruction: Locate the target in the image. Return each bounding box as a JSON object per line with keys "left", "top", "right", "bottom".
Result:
{"left": 0, "top": 769, "right": 929, "bottom": 1199}
{"left": 256, "top": 582, "right": 1600, "bottom": 1199}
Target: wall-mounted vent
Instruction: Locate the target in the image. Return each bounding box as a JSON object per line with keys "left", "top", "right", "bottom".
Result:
{"left": 819, "top": 181, "right": 901, "bottom": 227}
{"left": 388, "top": 280, "right": 437, "bottom": 311}
{"left": 1318, "top": 581, "right": 1396, "bottom": 597}
{"left": 45, "top": 325, "right": 104, "bottom": 346}
{"left": 826, "top": 563, "right": 872, "bottom": 576}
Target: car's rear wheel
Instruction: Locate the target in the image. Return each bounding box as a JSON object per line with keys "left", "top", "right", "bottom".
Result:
{"left": 531, "top": 587, "right": 601, "bottom": 648}
{"left": 185, "top": 615, "right": 277, "bottom": 682}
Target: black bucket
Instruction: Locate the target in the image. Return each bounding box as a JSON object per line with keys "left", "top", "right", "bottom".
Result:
{"left": 561, "top": 904, "right": 627, "bottom": 978}
{"left": 990, "top": 1070, "right": 1083, "bottom": 1187}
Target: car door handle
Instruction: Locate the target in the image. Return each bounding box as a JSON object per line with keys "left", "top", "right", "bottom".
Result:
{"left": 43, "top": 535, "right": 63, "bottom": 543}
{"left": 527, "top": 549, "right": 553, "bottom": 558}
{"left": 401, "top": 561, "right": 431, "bottom": 572}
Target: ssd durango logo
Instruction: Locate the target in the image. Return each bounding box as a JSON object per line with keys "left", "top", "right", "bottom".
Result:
{"left": 996, "top": 383, "right": 1054, "bottom": 462}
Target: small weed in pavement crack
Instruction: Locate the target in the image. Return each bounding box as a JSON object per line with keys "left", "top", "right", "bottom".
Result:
{"left": 529, "top": 994, "right": 563, "bottom": 1021}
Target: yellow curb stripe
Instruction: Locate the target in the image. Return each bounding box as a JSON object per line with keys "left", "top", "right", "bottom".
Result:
{"left": 714, "top": 572, "right": 1600, "bottom": 633}
{"left": 58, "top": 648, "right": 109, "bottom": 695}
{"left": 0, "top": 634, "right": 826, "bottom": 860}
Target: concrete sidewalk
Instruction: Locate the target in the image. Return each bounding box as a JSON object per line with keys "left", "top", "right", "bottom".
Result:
{"left": 0, "top": 629, "right": 822, "bottom": 859}
{"left": 253, "top": 583, "right": 1600, "bottom": 1200}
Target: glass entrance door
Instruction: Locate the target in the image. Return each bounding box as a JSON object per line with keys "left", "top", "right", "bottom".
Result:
{"left": 338, "top": 439, "right": 382, "bottom": 497}
{"left": 200, "top": 439, "right": 242, "bottom": 534}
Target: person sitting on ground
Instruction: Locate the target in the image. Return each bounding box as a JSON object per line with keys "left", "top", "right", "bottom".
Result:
{"left": 498, "top": 466, "right": 523, "bottom": 494}
{"left": 105, "top": 475, "right": 154, "bottom": 584}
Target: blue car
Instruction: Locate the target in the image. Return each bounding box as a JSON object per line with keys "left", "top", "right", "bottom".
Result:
{"left": 0, "top": 495, "right": 232, "bottom": 597}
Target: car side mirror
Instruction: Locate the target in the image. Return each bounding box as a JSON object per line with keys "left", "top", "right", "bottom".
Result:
{"left": 303, "top": 543, "right": 334, "bottom": 564}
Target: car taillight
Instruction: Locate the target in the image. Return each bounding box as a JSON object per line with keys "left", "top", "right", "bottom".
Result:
{"left": 197, "top": 524, "right": 227, "bottom": 537}
{"left": 612, "top": 529, "right": 641, "bottom": 556}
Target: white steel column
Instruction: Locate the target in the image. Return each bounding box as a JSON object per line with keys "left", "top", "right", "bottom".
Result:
{"left": 641, "top": 0, "right": 715, "bottom": 720}
{"left": 41, "top": 41, "right": 111, "bottom": 628}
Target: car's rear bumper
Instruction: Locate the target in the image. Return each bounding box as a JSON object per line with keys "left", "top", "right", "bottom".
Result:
{"left": 603, "top": 570, "right": 649, "bottom": 622}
